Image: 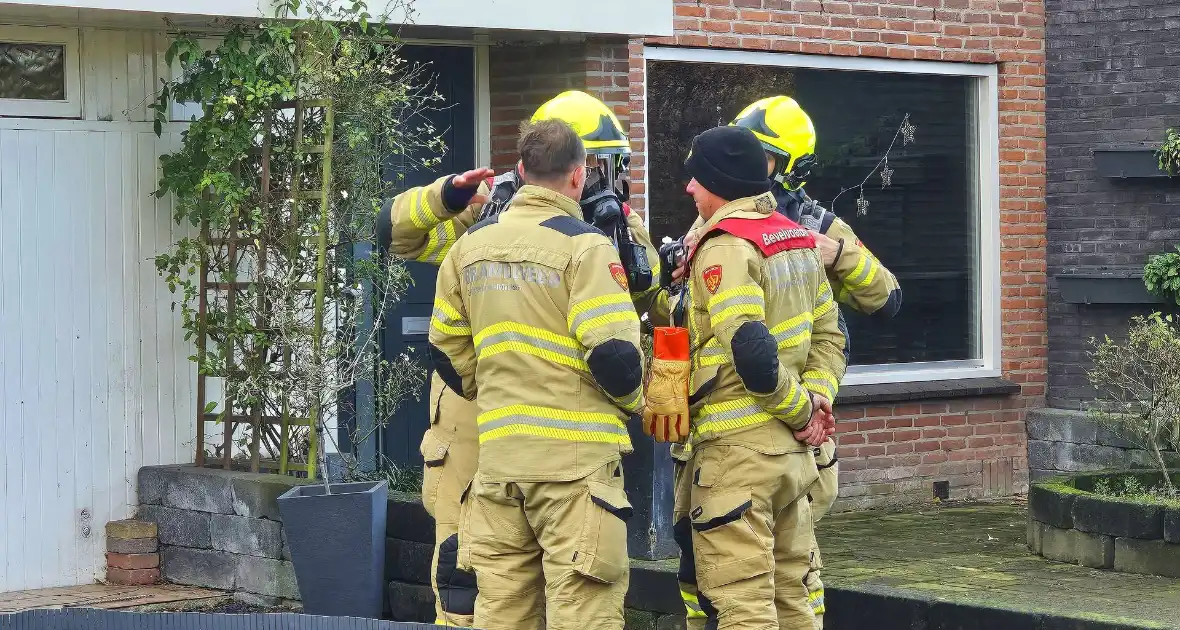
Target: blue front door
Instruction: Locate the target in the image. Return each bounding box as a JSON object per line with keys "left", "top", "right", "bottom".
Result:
{"left": 380, "top": 44, "right": 476, "bottom": 469}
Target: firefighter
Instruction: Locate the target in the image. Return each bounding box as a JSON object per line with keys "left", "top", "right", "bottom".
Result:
{"left": 378, "top": 89, "right": 657, "bottom": 627}
{"left": 731, "top": 95, "right": 902, "bottom": 628}
{"left": 428, "top": 118, "right": 644, "bottom": 630}
{"left": 665, "top": 96, "right": 904, "bottom": 629}
{"left": 671, "top": 125, "right": 846, "bottom": 630}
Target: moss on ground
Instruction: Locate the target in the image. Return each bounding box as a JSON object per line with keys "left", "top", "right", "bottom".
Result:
{"left": 817, "top": 501, "right": 1180, "bottom": 627}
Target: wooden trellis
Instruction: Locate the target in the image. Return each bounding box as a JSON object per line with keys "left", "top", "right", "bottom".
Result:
{"left": 194, "top": 97, "right": 335, "bottom": 479}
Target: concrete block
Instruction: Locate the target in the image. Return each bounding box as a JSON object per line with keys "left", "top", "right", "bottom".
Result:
{"left": 1095, "top": 425, "right": 1140, "bottom": 450}
{"left": 1074, "top": 530, "right": 1115, "bottom": 569}
{"left": 1027, "top": 519, "right": 1043, "bottom": 555}
{"left": 656, "top": 614, "right": 688, "bottom": 630}
{"left": 1026, "top": 408, "right": 1097, "bottom": 444}
{"left": 1029, "top": 469, "right": 1057, "bottom": 483}
{"left": 387, "top": 580, "right": 435, "bottom": 623}
{"left": 1040, "top": 525, "right": 1078, "bottom": 564}
{"left": 626, "top": 562, "right": 684, "bottom": 615}
{"left": 1028, "top": 440, "right": 1054, "bottom": 471}
{"left": 385, "top": 537, "right": 433, "bottom": 585}
{"left": 625, "top": 608, "right": 659, "bottom": 630}
{"left": 106, "top": 553, "right": 160, "bottom": 570}
{"left": 1129, "top": 449, "right": 1158, "bottom": 469}
{"left": 386, "top": 491, "right": 435, "bottom": 544}
{"left": 160, "top": 546, "right": 236, "bottom": 590}
{"left": 1073, "top": 494, "right": 1163, "bottom": 540}
{"left": 281, "top": 528, "right": 292, "bottom": 561}
{"left": 1165, "top": 508, "right": 1180, "bottom": 544}
{"left": 138, "top": 467, "right": 168, "bottom": 506}
{"left": 1053, "top": 442, "right": 1124, "bottom": 472}
{"left": 107, "top": 536, "right": 157, "bottom": 555}
{"left": 105, "top": 520, "right": 157, "bottom": 540}
{"left": 211, "top": 514, "right": 283, "bottom": 559}
{"left": 141, "top": 466, "right": 235, "bottom": 514}
{"left": 235, "top": 555, "right": 299, "bottom": 600}
{"left": 1029, "top": 484, "right": 1074, "bottom": 529}
{"left": 1114, "top": 538, "right": 1180, "bottom": 578}
{"left": 231, "top": 475, "right": 304, "bottom": 521}
{"left": 138, "top": 505, "right": 212, "bottom": 549}
{"left": 106, "top": 567, "right": 160, "bottom": 586}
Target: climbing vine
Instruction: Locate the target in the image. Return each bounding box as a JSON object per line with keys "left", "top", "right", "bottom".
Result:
{"left": 152, "top": 0, "right": 442, "bottom": 480}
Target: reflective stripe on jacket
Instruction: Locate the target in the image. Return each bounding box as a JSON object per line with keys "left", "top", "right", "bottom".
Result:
{"left": 428, "top": 185, "right": 645, "bottom": 482}
{"left": 684, "top": 192, "right": 847, "bottom": 454}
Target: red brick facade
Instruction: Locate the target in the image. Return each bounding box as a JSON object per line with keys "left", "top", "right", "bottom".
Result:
{"left": 483, "top": 0, "right": 1047, "bottom": 508}
{"left": 488, "top": 40, "right": 630, "bottom": 173}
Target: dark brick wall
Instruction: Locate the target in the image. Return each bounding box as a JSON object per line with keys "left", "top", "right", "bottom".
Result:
{"left": 1046, "top": 0, "right": 1180, "bottom": 408}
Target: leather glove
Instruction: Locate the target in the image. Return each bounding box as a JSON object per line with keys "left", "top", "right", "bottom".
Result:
{"left": 642, "top": 326, "right": 691, "bottom": 443}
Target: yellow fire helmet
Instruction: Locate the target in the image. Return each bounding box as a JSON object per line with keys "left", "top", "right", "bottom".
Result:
{"left": 530, "top": 90, "right": 631, "bottom": 156}
{"left": 730, "top": 95, "right": 817, "bottom": 191}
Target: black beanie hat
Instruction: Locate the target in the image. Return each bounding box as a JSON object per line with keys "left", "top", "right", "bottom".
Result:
{"left": 684, "top": 126, "right": 771, "bottom": 202}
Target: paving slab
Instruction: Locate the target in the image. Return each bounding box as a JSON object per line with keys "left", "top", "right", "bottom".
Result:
{"left": 819, "top": 500, "right": 1180, "bottom": 629}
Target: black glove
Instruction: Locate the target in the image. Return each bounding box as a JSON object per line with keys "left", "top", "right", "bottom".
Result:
{"left": 441, "top": 175, "right": 480, "bottom": 213}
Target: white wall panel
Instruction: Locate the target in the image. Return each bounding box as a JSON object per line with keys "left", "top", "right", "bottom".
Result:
{"left": 0, "top": 25, "right": 196, "bottom": 591}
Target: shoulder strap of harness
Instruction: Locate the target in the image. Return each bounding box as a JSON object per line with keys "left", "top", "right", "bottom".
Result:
{"left": 689, "top": 212, "right": 816, "bottom": 261}
{"left": 476, "top": 169, "right": 522, "bottom": 222}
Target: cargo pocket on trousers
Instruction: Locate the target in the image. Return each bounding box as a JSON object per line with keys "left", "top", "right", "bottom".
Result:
{"left": 419, "top": 430, "right": 450, "bottom": 519}
{"left": 690, "top": 490, "right": 772, "bottom": 591}
{"left": 573, "top": 480, "right": 633, "bottom": 584}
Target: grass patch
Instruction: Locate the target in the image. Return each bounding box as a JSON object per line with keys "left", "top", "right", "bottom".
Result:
{"left": 1091, "top": 475, "right": 1180, "bottom": 508}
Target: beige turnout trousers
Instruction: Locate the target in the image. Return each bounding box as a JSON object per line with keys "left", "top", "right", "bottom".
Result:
{"left": 419, "top": 374, "right": 480, "bottom": 628}
{"left": 459, "top": 460, "right": 632, "bottom": 630}
{"left": 688, "top": 442, "right": 819, "bottom": 630}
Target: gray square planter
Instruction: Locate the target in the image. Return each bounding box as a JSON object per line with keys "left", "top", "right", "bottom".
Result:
{"left": 277, "top": 480, "right": 389, "bottom": 619}
{"left": 1093, "top": 147, "right": 1170, "bottom": 179}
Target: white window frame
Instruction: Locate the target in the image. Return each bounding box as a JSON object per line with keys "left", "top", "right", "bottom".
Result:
{"left": 0, "top": 26, "right": 82, "bottom": 118}
{"left": 643, "top": 45, "right": 1002, "bottom": 386}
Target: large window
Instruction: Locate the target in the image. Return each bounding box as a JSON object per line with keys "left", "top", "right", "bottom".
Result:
{"left": 0, "top": 27, "right": 80, "bottom": 118}
{"left": 644, "top": 47, "right": 999, "bottom": 384}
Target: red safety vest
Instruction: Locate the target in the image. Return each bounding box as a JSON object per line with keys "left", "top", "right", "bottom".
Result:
{"left": 689, "top": 212, "right": 816, "bottom": 262}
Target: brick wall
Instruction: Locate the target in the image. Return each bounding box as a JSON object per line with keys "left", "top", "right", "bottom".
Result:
{"left": 626, "top": 0, "right": 1047, "bottom": 505}
{"left": 488, "top": 39, "right": 629, "bottom": 173}
{"left": 1045, "top": 0, "right": 1180, "bottom": 408}
{"left": 832, "top": 396, "right": 1030, "bottom": 510}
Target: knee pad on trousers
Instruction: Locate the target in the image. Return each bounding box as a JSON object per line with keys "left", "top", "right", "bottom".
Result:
{"left": 436, "top": 533, "right": 478, "bottom": 616}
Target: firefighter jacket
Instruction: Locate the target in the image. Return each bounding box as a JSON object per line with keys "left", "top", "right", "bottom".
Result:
{"left": 683, "top": 192, "right": 847, "bottom": 453}
{"left": 427, "top": 184, "right": 646, "bottom": 483}
{"left": 380, "top": 173, "right": 661, "bottom": 310}
{"left": 774, "top": 187, "right": 902, "bottom": 319}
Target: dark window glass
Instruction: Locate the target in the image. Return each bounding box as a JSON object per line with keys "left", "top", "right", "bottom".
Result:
{"left": 648, "top": 60, "right": 979, "bottom": 366}
{"left": 0, "top": 42, "right": 66, "bottom": 101}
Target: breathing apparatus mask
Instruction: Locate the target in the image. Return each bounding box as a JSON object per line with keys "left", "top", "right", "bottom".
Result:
{"left": 771, "top": 151, "right": 818, "bottom": 192}
{"left": 581, "top": 154, "right": 652, "bottom": 294}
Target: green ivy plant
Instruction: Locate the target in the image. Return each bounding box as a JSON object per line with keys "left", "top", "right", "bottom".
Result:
{"left": 152, "top": 0, "right": 441, "bottom": 479}
{"left": 1144, "top": 246, "right": 1180, "bottom": 305}
{"left": 1157, "top": 127, "right": 1180, "bottom": 176}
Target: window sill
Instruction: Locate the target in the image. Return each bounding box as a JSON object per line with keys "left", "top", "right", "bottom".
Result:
{"left": 835, "top": 377, "right": 1021, "bottom": 407}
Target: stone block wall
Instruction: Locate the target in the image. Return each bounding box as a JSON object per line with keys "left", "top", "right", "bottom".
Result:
{"left": 1028, "top": 476, "right": 1180, "bottom": 578}
{"left": 1025, "top": 408, "right": 1180, "bottom": 482}
{"left": 137, "top": 466, "right": 682, "bottom": 625}
{"left": 137, "top": 465, "right": 303, "bottom": 607}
